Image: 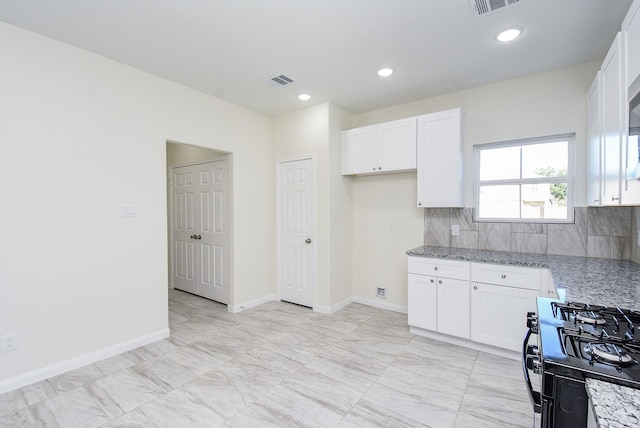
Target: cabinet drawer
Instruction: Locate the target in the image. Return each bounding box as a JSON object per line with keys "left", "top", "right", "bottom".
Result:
{"left": 471, "top": 263, "right": 541, "bottom": 291}
{"left": 408, "top": 257, "right": 470, "bottom": 280}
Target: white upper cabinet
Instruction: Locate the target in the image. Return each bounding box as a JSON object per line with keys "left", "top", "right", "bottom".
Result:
{"left": 601, "top": 33, "right": 625, "bottom": 205}
{"left": 624, "top": 0, "right": 640, "bottom": 88}
{"left": 588, "top": 72, "right": 603, "bottom": 206}
{"left": 342, "top": 117, "right": 416, "bottom": 175}
{"left": 416, "top": 108, "right": 463, "bottom": 207}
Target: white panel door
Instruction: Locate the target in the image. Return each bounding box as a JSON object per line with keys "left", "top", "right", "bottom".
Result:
{"left": 277, "top": 158, "right": 315, "bottom": 308}
{"left": 197, "top": 160, "right": 229, "bottom": 303}
{"left": 172, "top": 166, "right": 198, "bottom": 295}
{"left": 172, "top": 159, "right": 229, "bottom": 304}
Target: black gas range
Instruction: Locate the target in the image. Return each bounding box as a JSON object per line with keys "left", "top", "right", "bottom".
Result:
{"left": 523, "top": 297, "right": 640, "bottom": 428}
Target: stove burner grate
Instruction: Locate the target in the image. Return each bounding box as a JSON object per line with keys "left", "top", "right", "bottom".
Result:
{"left": 585, "top": 343, "right": 636, "bottom": 367}
{"left": 575, "top": 311, "right": 607, "bottom": 325}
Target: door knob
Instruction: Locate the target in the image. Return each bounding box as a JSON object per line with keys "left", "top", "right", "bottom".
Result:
{"left": 190, "top": 234, "right": 196, "bottom": 239}
{"left": 305, "top": 238, "right": 312, "bottom": 244}
{"left": 196, "top": 235, "right": 202, "bottom": 240}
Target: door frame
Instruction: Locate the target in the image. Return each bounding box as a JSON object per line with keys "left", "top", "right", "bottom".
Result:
{"left": 169, "top": 155, "right": 233, "bottom": 306}
{"left": 275, "top": 154, "right": 317, "bottom": 309}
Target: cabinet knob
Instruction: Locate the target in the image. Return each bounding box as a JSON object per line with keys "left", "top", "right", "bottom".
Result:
{"left": 438, "top": 280, "right": 442, "bottom": 284}
{"left": 378, "top": 167, "right": 382, "bottom": 170}
{"left": 501, "top": 274, "right": 506, "bottom": 279}
{"left": 434, "top": 267, "right": 438, "bottom": 271}
{"left": 612, "top": 196, "right": 619, "bottom": 202}
{"left": 418, "top": 202, "right": 422, "bottom": 206}
{"left": 430, "top": 279, "right": 435, "bottom": 283}
{"left": 473, "top": 285, "right": 478, "bottom": 290}
{"left": 372, "top": 167, "right": 376, "bottom": 171}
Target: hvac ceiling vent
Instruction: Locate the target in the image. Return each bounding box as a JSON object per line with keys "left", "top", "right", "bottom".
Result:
{"left": 469, "top": 0, "right": 521, "bottom": 18}
{"left": 265, "top": 74, "right": 296, "bottom": 87}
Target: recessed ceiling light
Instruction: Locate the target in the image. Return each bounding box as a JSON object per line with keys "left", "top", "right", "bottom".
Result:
{"left": 298, "top": 93, "right": 311, "bottom": 101}
{"left": 377, "top": 68, "right": 394, "bottom": 77}
{"left": 496, "top": 28, "right": 522, "bottom": 42}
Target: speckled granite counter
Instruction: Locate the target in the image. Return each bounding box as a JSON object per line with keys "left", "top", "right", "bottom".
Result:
{"left": 406, "top": 245, "right": 640, "bottom": 426}
{"left": 406, "top": 245, "right": 640, "bottom": 311}
{"left": 586, "top": 379, "right": 640, "bottom": 427}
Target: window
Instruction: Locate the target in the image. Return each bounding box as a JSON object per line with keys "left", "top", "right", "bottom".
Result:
{"left": 474, "top": 134, "right": 575, "bottom": 222}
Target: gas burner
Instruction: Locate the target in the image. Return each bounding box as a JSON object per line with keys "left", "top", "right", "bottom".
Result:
{"left": 575, "top": 311, "right": 607, "bottom": 325}
{"left": 585, "top": 343, "right": 636, "bottom": 366}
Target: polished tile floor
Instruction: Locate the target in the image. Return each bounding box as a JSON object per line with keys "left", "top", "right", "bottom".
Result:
{"left": 0, "top": 289, "right": 537, "bottom": 427}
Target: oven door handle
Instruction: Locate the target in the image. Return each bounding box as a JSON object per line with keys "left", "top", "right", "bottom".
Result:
{"left": 522, "top": 327, "right": 542, "bottom": 414}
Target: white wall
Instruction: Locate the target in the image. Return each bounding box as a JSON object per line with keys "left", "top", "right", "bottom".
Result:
{"left": 272, "top": 103, "right": 354, "bottom": 311}
{"left": 0, "top": 22, "right": 274, "bottom": 388}
{"left": 350, "top": 62, "right": 600, "bottom": 309}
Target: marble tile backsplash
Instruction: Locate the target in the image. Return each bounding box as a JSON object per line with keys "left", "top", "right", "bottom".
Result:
{"left": 424, "top": 207, "right": 634, "bottom": 260}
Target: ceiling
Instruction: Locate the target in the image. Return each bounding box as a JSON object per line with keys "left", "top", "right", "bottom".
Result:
{"left": 0, "top": 0, "right": 633, "bottom": 116}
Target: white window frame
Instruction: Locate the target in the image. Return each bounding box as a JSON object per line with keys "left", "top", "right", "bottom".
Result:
{"left": 473, "top": 134, "right": 575, "bottom": 223}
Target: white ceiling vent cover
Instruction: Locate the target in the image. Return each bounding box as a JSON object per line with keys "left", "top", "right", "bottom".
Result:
{"left": 469, "top": 0, "right": 521, "bottom": 18}
{"left": 265, "top": 74, "right": 296, "bottom": 87}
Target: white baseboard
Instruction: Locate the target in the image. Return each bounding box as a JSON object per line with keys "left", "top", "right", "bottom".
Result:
{"left": 230, "top": 294, "right": 277, "bottom": 313}
{"left": 314, "top": 296, "right": 353, "bottom": 314}
{"left": 0, "top": 328, "right": 170, "bottom": 395}
{"left": 352, "top": 296, "right": 408, "bottom": 314}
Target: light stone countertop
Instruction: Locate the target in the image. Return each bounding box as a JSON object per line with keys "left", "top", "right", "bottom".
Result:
{"left": 406, "top": 245, "right": 640, "bottom": 426}
{"left": 586, "top": 379, "right": 640, "bottom": 428}
{"left": 406, "top": 245, "right": 640, "bottom": 311}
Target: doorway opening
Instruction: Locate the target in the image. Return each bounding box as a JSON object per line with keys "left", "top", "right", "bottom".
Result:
{"left": 166, "top": 141, "right": 233, "bottom": 307}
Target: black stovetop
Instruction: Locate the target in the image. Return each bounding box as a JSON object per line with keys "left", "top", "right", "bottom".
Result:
{"left": 537, "top": 298, "right": 640, "bottom": 389}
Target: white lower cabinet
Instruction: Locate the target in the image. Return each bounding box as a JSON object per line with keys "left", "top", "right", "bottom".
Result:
{"left": 408, "top": 273, "right": 437, "bottom": 331}
{"left": 437, "top": 278, "right": 470, "bottom": 339}
{"left": 470, "top": 282, "right": 538, "bottom": 351}
{"left": 408, "top": 256, "right": 548, "bottom": 355}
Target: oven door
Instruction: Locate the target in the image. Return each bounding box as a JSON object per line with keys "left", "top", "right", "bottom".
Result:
{"left": 522, "top": 312, "right": 542, "bottom": 414}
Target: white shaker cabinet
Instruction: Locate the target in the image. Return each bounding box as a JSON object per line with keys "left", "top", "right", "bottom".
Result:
{"left": 416, "top": 108, "right": 463, "bottom": 207}
{"left": 407, "top": 257, "right": 470, "bottom": 340}
{"left": 601, "top": 33, "right": 625, "bottom": 205}
{"left": 408, "top": 273, "right": 437, "bottom": 331}
{"left": 470, "top": 263, "right": 541, "bottom": 352}
{"left": 342, "top": 117, "right": 416, "bottom": 175}
{"left": 624, "top": 0, "right": 640, "bottom": 89}
{"left": 588, "top": 72, "right": 603, "bottom": 206}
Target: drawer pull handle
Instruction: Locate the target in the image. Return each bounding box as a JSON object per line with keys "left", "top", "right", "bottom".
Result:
{"left": 501, "top": 274, "right": 506, "bottom": 279}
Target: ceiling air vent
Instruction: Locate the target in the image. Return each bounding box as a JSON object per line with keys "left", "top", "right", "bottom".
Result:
{"left": 469, "top": 0, "right": 521, "bottom": 18}
{"left": 265, "top": 74, "right": 296, "bottom": 87}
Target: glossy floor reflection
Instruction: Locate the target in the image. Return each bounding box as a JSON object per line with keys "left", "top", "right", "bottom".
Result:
{"left": 0, "top": 289, "right": 537, "bottom": 427}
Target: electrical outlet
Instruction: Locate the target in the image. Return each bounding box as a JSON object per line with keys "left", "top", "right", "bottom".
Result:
{"left": 376, "top": 287, "right": 387, "bottom": 299}
{"left": 2, "top": 333, "right": 17, "bottom": 352}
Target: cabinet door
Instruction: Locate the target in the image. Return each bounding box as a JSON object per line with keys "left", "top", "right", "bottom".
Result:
{"left": 408, "top": 273, "right": 437, "bottom": 331}
{"left": 470, "top": 282, "right": 538, "bottom": 352}
{"left": 437, "top": 278, "right": 470, "bottom": 339}
{"left": 588, "top": 72, "right": 603, "bottom": 206}
{"left": 624, "top": 0, "right": 640, "bottom": 88}
{"left": 416, "top": 108, "right": 463, "bottom": 207}
{"left": 378, "top": 117, "right": 417, "bottom": 172}
{"left": 342, "top": 125, "right": 378, "bottom": 175}
{"left": 601, "top": 33, "right": 624, "bottom": 205}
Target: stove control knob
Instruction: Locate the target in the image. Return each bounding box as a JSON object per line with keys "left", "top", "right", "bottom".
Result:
{"left": 526, "top": 354, "right": 541, "bottom": 374}
{"left": 526, "top": 312, "right": 538, "bottom": 334}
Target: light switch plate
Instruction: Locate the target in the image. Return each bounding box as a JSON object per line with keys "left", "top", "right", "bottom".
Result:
{"left": 452, "top": 224, "right": 460, "bottom": 236}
